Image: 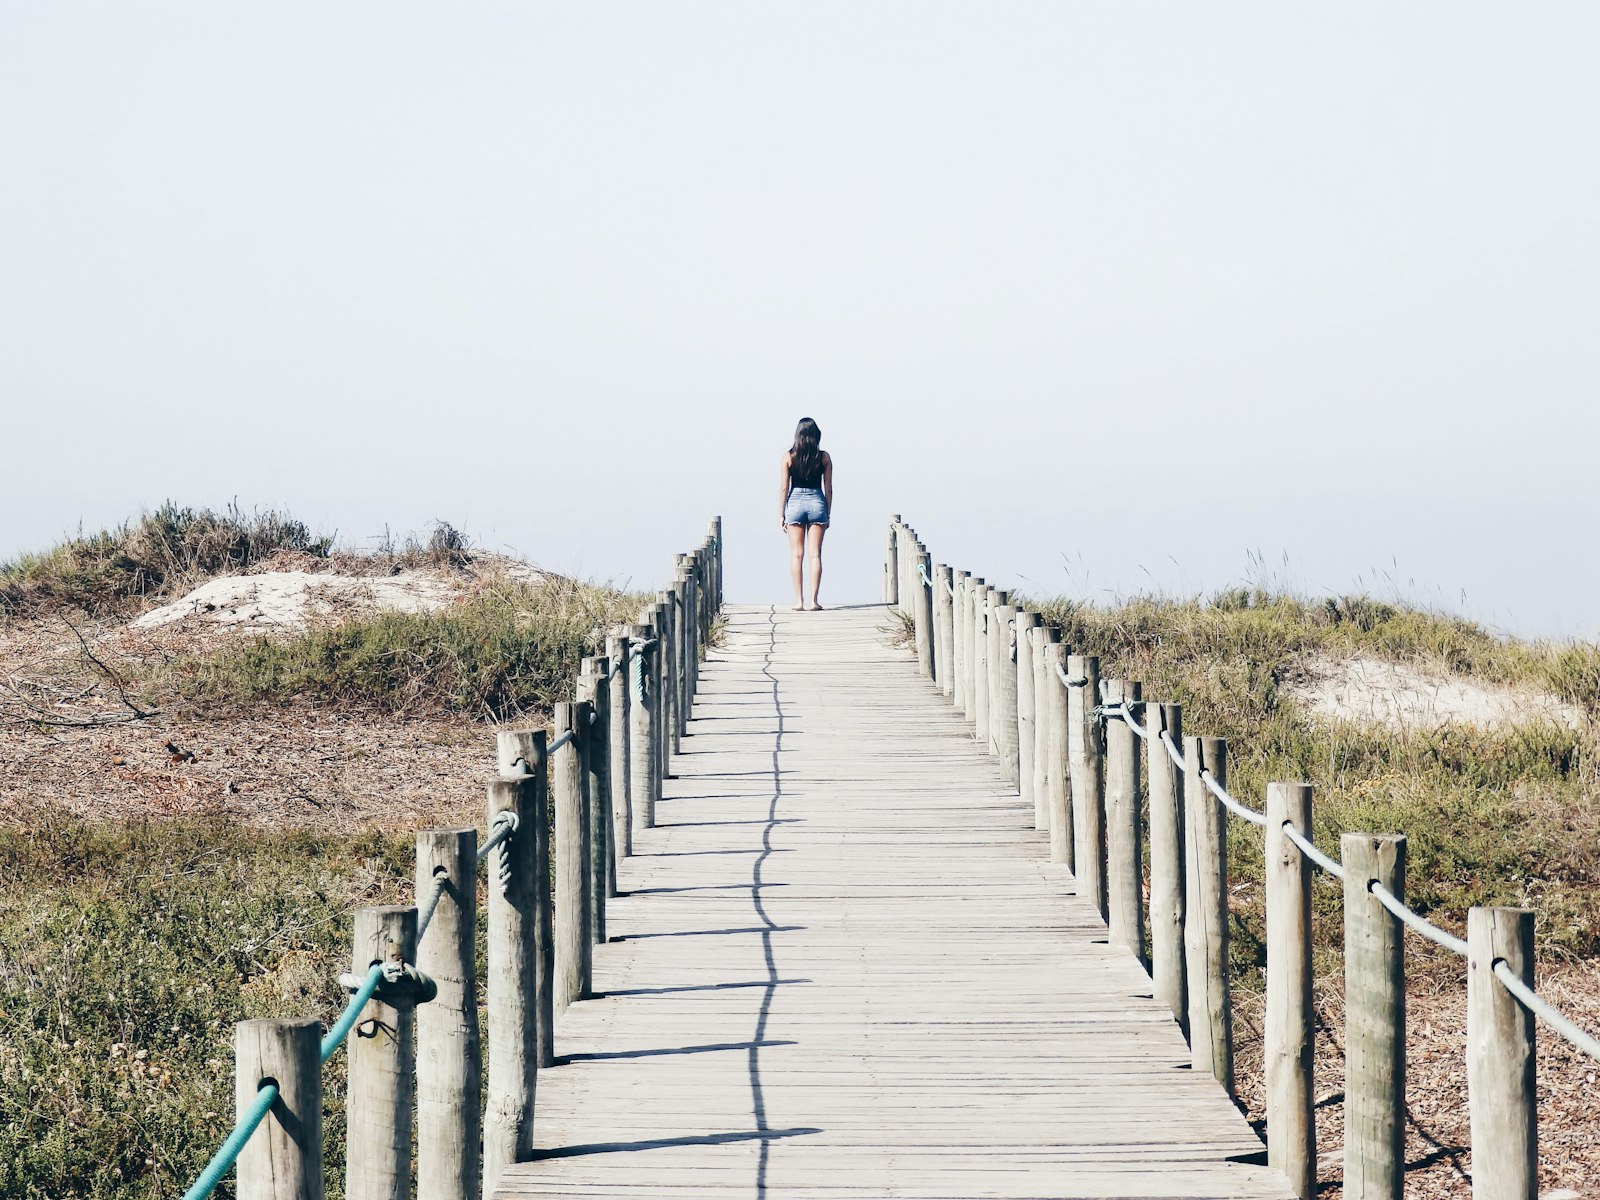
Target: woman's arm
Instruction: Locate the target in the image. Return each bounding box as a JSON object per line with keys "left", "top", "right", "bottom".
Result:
{"left": 779, "top": 452, "right": 792, "bottom": 529}
{"left": 822, "top": 452, "right": 833, "bottom": 513}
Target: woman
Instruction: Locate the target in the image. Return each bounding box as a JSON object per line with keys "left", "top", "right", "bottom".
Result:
{"left": 780, "top": 417, "right": 833, "bottom": 611}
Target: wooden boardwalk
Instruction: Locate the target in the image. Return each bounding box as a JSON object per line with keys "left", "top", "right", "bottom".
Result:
{"left": 499, "top": 604, "right": 1294, "bottom": 1199}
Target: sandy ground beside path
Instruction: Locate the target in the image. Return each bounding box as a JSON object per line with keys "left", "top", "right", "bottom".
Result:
{"left": 129, "top": 554, "right": 547, "bottom": 634}
{"left": 1231, "top": 959, "right": 1600, "bottom": 1199}
{"left": 0, "top": 709, "right": 489, "bottom": 830}
{"left": 1287, "top": 653, "right": 1585, "bottom": 732}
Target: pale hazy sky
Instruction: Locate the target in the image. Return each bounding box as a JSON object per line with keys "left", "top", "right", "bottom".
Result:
{"left": 3, "top": 4, "right": 1597, "bottom": 637}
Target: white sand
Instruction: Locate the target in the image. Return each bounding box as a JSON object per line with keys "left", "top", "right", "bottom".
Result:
{"left": 1285, "top": 654, "right": 1584, "bottom": 732}
{"left": 131, "top": 558, "right": 546, "bottom": 633}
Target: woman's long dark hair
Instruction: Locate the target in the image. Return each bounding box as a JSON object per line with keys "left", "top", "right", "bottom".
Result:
{"left": 789, "top": 417, "right": 823, "bottom": 487}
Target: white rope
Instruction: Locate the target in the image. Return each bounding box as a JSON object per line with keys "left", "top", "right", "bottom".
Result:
{"left": 1369, "top": 881, "right": 1469, "bottom": 957}
{"left": 1119, "top": 703, "right": 1151, "bottom": 740}
{"left": 548, "top": 729, "right": 575, "bottom": 754}
{"left": 1282, "top": 823, "right": 1346, "bottom": 879}
{"left": 943, "top": 577, "right": 955, "bottom": 596}
{"left": 1053, "top": 662, "right": 1089, "bottom": 689}
{"left": 1492, "top": 961, "right": 1600, "bottom": 1063}
{"left": 1199, "top": 769, "right": 1268, "bottom": 827}
{"left": 1158, "top": 729, "right": 1186, "bottom": 770}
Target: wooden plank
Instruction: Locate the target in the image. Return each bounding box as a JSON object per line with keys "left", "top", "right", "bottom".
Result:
{"left": 495, "top": 605, "right": 1293, "bottom": 1200}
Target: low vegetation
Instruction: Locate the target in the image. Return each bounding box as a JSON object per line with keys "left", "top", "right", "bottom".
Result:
{"left": 0, "top": 503, "right": 332, "bottom": 617}
{"left": 0, "top": 508, "right": 645, "bottom": 1197}
{"left": 0, "top": 814, "right": 418, "bottom": 1200}
{"left": 163, "top": 574, "right": 641, "bottom": 722}
{"left": 1029, "top": 589, "right": 1600, "bottom": 964}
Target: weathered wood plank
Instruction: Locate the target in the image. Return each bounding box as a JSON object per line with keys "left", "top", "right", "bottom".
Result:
{"left": 495, "top": 605, "right": 1292, "bottom": 1200}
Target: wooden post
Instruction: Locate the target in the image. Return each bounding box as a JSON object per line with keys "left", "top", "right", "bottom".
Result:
{"left": 1341, "top": 832, "right": 1406, "bottom": 1200}
{"left": 677, "top": 568, "right": 690, "bottom": 732}
{"left": 902, "top": 529, "right": 918, "bottom": 620}
{"left": 1265, "top": 783, "right": 1314, "bottom": 1199}
{"left": 972, "top": 582, "right": 990, "bottom": 746}
{"left": 346, "top": 906, "right": 417, "bottom": 1200}
{"left": 491, "top": 731, "right": 553, "bottom": 1114}
{"left": 933, "top": 563, "right": 954, "bottom": 692}
{"left": 1103, "top": 679, "right": 1145, "bottom": 968}
{"left": 682, "top": 553, "right": 700, "bottom": 712}
{"left": 984, "top": 590, "right": 1008, "bottom": 759}
{"left": 884, "top": 517, "right": 900, "bottom": 605}
{"left": 691, "top": 549, "right": 709, "bottom": 656}
{"left": 1468, "top": 907, "right": 1536, "bottom": 1200}
{"left": 578, "top": 659, "right": 611, "bottom": 942}
{"left": 711, "top": 515, "right": 723, "bottom": 610}
{"left": 913, "top": 548, "right": 935, "bottom": 679}
{"left": 1147, "top": 703, "right": 1186, "bottom": 1035}
{"left": 416, "top": 828, "right": 480, "bottom": 1200}
{"left": 989, "top": 595, "right": 1019, "bottom": 781}
{"left": 627, "top": 622, "right": 657, "bottom": 832}
{"left": 235, "top": 1019, "right": 322, "bottom": 1200}
{"left": 1016, "top": 611, "right": 1041, "bottom": 824}
{"left": 952, "top": 572, "right": 968, "bottom": 714}
{"left": 668, "top": 563, "right": 686, "bottom": 750}
{"left": 605, "top": 631, "right": 632, "bottom": 871}
{"left": 1067, "top": 654, "right": 1106, "bottom": 917}
{"left": 652, "top": 599, "right": 670, "bottom": 788}
{"left": 483, "top": 770, "right": 544, "bottom": 1191}
{"left": 1184, "top": 736, "right": 1233, "bottom": 1090}
{"left": 892, "top": 525, "right": 907, "bottom": 615}
{"left": 553, "top": 701, "right": 594, "bottom": 1010}
{"left": 663, "top": 585, "right": 682, "bottom": 758}
{"left": 1031, "top": 624, "right": 1058, "bottom": 832}
{"left": 1043, "top": 642, "right": 1073, "bottom": 867}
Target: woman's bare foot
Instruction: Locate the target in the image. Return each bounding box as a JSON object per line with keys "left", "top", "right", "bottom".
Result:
{"left": 806, "top": 602, "right": 824, "bottom": 611}
{"left": 792, "top": 603, "right": 805, "bottom": 611}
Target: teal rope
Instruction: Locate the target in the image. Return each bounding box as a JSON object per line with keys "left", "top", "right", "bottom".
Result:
{"left": 180, "top": 962, "right": 385, "bottom": 1200}
{"left": 178, "top": 1083, "right": 278, "bottom": 1200}
{"left": 321, "top": 963, "right": 384, "bottom": 1064}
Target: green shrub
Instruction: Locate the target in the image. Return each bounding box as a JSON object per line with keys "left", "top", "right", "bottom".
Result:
{"left": 0, "top": 815, "right": 414, "bottom": 1199}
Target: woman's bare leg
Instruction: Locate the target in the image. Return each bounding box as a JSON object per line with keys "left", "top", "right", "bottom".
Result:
{"left": 786, "top": 523, "right": 806, "bottom": 608}
{"left": 805, "top": 523, "right": 826, "bottom": 609}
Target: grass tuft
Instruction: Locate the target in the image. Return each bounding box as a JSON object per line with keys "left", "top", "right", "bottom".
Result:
{"left": 1, "top": 502, "right": 332, "bottom": 617}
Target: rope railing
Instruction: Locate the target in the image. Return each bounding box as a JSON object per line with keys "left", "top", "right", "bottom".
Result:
{"left": 889, "top": 514, "right": 1598, "bottom": 1199}
{"left": 1282, "top": 821, "right": 1345, "bottom": 879}
{"left": 178, "top": 1086, "right": 278, "bottom": 1200}
{"left": 1157, "top": 728, "right": 1186, "bottom": 771}
{"left": 1198, "top": 768, "right": 1268, "bottom": 828}
{"left": 176, "top": 520, "right": 726, "bottom": 1200}
{"left": 414, "top": 871, "right": 450, "bottom": 942}
{"left": 1369, "top": 880, "right": 1469, "bottom": 957}
{"left": 1493, "top": 961, "right": 1600, "bottom": 1063}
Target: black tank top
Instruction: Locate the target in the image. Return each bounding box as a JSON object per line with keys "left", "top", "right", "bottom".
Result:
{"left": 789, "top": 452, "right": 824, "bottom": 489}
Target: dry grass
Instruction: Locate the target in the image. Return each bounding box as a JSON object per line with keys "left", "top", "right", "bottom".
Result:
{"left": 0, "top": 509, "right": 652, "bottom": 1199}
{"left": 0, "top": 502, "right": 332, "bottom": 617}
{"left": 1026, "top": 588, "right": 1600, "bottom": 1196}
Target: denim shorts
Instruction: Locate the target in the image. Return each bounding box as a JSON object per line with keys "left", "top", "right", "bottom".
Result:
{"left": 784, "top": 486, "right": 829, "bottom": 527}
